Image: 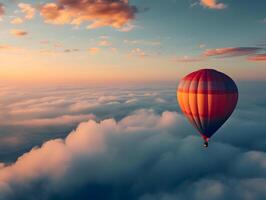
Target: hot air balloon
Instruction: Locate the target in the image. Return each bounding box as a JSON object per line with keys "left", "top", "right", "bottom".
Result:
{"left": 177, "top": 69, "right": 238, "bottom": 148}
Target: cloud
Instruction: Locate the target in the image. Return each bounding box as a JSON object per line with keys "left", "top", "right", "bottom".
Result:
{"left": 0, "top": 82, "right": 266, "bottom": 199}
{"left": 139, "top": 178, "right": 266, "bottom": 200}
{"left": 0, "top": 45, "right": 26, "bottom": 53}
{"left": 247, "top": 54, "right": 266, "bottom": 62}
{"left": 124, "top": 40, "right": 161, "bottom": 46}
{"left": 200, "top": 0, "right": 226, "bottom": 10}
{"left": 98, "top": 40, "right": 111, "bottom": 47}
{"left": 0, "top": 84, "right": 179, "bottom": 163}
{"left": 10, "top": 17, "right": 23, "bottom": 24}
{"left": 190, "top": 2, "right": 198, "bottom": 8}
{"left": 9, "top": 29, "right": 28, "bottom": 37}
{"left": 0, "top": 3, "right": 4, "bottom": 19}
{"left": 7, "top": 114, "right": 96, "bottom": 127}
{"left": 0, "top": 45, "right": 14, "bottom": 50}
{"left": 118, "top": 23, "right": 136, "bottom": 32}
{"left": 0, "top": 108, "right": 266, "bottom": 200}
{"left": 203, "top": 47, "right": 262, "bottom": 57}
{"left": 40, "top": 0, "right": 137, "bottom": 29}
{"left": 88, "top": 47, "right": 100, "bottom": 54}
{"left": 18, "top": 3, "right": 36, "bottom": 20}
{"left": 64, "top": 48, "right": 79, "bottom": 53}
{"left": 173, "top": 56, "right": 204, "bottom": 62}
{"left": 199, "top": 44, "right": 206, "bottom": 48}
{"left": 110, "top": 47, "right": 118, "bottom": 53}
{"left": 130, "top": 48, "right": 148, "bottom": 57}
{"left": 0, "top": 110, "right": 183, "bottom": 199}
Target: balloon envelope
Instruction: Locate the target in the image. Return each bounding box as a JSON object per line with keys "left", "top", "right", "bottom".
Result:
{"left": 177, "top": 69, "right": 238, "bottom": 142}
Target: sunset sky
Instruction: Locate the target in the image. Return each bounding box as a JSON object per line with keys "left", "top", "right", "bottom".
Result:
{"left": 0, "top": 1, "right": 266, "bottom": 200}
{"left": 0, "top": 0, "right": 265, "bottom": 84}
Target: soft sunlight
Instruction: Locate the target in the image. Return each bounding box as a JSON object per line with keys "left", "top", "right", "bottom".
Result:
{"left": 0, "top": 0, "right": 265, "bottom": 200}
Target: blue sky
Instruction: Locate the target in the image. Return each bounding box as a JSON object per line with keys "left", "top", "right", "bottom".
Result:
{"left": 0, "top": 0, "right": 265, "bottom": 84}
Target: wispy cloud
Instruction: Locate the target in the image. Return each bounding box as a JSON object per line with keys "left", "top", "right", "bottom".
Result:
{"left": 124, "top": 39, "right": 161, "bottom": 46}
{"left": 18, "top": 3, "right": 36, "bottom": 20}
{"left": 130, "top": 48, "right": 148, "bottom": 57}
{"left": 118, "top": 23, "right": 136, "bottom": 32}
{"left": 40, "top": 0, "right": 137, "bottom": 29}
{"left": 10, "top": 17, "right": 23, "bottom": 24}
{"left": 0, "top": 45, "right": 14, "bottom": 50}
{"left": 88, "top": 47, "right": 101, "bottom": 54}
{"left": 110, "top": 47, "right": 118, "bottom": 53}
{"left": 0, "top": 3, "right": 4, "bottom": 19}
{"left": 203, "top": 47, "right": 262, "bottom": 57}
{"left": 10, "top": 29, "right": 28, "bottom": 37}
{"left": 98, "top": 40, "right": 112, "bottom": 47}
{"left": 248, "top": 54, "right": 266, "bottom": 61}
{"left": 0, "top": 44, "right": 26, "bottom": 52}
{"left": 9, "top": 114, "right": 95, "bottom": 127}
{"left": 173, "top": 56, "right": 204, "bottom": 62}
{"left": 200, "top": 0, "right": 226, "bottom": 10}
{"left": 64, "top": 49, "right": 79, "bottom": 53}
{"left": 199, "top": 44, "right": 206, "bottom": 48}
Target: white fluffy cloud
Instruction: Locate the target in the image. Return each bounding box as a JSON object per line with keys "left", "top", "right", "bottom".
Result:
{"left": 18, "top": 3, "right": 36, "bottom": 20}
{"left": 0, "top": 110, "right": 184, "bottom": 199}
{"left": 0, "top": 82, "right": 265, "bottom": 199}
{"left": 0, "top": 108, "right": 265, "bottom": 200}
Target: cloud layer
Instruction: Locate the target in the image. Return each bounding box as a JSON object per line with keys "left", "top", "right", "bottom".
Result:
{"left": 40, "top": 0, "right": 137, "bottom": 29}
{"left": 0, "top": 82, "right": 265, "bottom": 199}
{"left": 0, "top": 84, "right": 177, "bottom": 162}
{"left": 0, "top": 106, "right": 266, "bottom": 200}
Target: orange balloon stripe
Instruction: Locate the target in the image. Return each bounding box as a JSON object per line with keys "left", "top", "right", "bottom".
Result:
{"left": 178, "top": 93, "right": 238, "bottom": 117}
{"left": 178, "top": 88, "right": 237, "bottom": 94}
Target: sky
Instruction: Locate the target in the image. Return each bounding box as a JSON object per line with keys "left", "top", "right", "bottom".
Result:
{"left": 0, "top": 1, "right": 266, "bottom": 200}
{"left": 0, "top": 0, "right": 265, "bottom": 84}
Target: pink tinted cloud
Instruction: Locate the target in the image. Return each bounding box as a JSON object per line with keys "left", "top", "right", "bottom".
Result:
{"left": 248, "top": 54, "right": 266, "bottom": 62}
{"left": 203, "top": 47, "right": 261, "bottom": 57}
{"left": 8, "top": 114, "right": 95, "bottom": 127}
{"left": 0, "top": 110, "right": 181, "bottom": 195}
{"left": 18, "top": 3, "right": 36, "bottom": 20}
{"left": 200, "top": 0, "right": 226, "bottom": 10}
{"left": 98, "top": 40, "right": 112, "bottom": 46}
{"left": 10, "top": 29, "right": 28, "bottom": 37}
{"left": 88, "top": 47, "right": 100, "bottom": 54}
{"left": 10, "top": 17, "right": 23, "bottom": 24}
{"left": 40, "top": 0, "right": 137, "bottom": 29}
{"left": 0, "top": 3, "right": 4, "bottom": 18}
